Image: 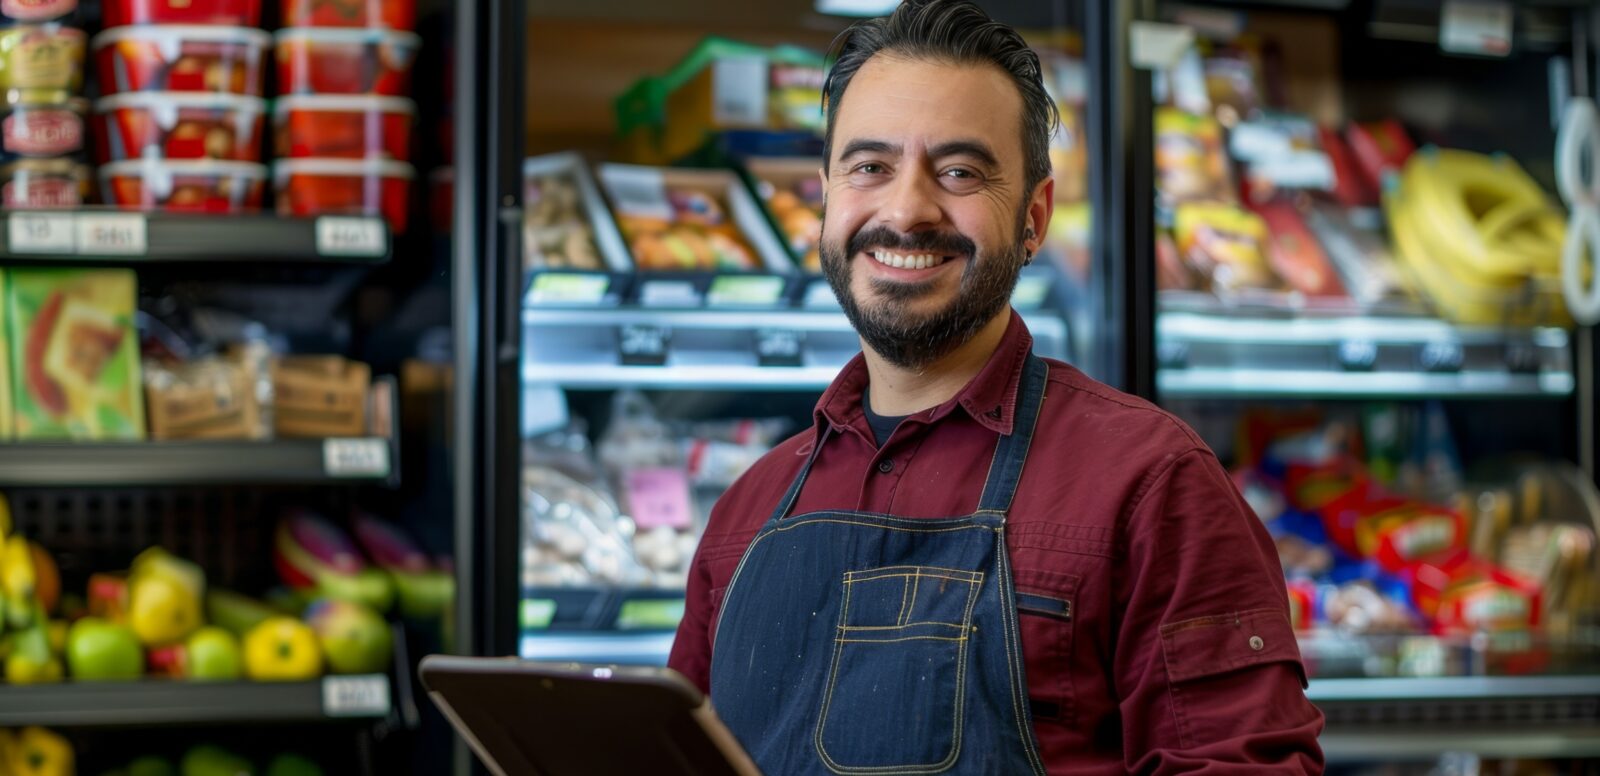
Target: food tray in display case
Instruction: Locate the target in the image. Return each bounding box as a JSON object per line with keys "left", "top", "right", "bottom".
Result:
{"left": 595, "top": 163, "right": 797, "bottom": 309}
{"left": 521, "top": 152, "right": 633, "bottom": 307}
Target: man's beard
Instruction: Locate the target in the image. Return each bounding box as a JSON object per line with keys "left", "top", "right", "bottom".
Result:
{"left": 820, "top": 211, "right": 1028, "bottom": 371}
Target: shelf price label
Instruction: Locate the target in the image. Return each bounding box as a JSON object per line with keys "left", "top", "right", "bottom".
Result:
{"left": 323, "top": 438, "right": 391, "bottom": 478}
{"left": 707, "top": 275, "right": 785, "bottom": 308}
{"left": 618, "top": 324, "right": 670, "bottom": 366}
{"left": 316, "top": 217, "right": 386, "bottom": 257}
{"left": 8, "top": 212, "right": 75, "bottom": 253}
{"left": 528, "top": 272, "right": 610, "bottom": 306}
{"left": 322, "top": 675, "right": 390, "bottom": 717}
{"left": 755, "top": 328, "right": 804, "bottom": 367}
{"left": 1337, "top": 339, "right": 1379, "bottom": 372}
{"left": 76, "top": 214, "right": 146, "bottom": 255}
{"left": 1420, "top": 341, "right": 1465, "bottom": 373}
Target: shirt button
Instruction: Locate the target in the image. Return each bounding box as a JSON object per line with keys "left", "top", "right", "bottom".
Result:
{"left": 877, "top": 459, "right": 895, "bottom": 474}
{"left": 1249, "top": 636, "right": 1265, "bottom": 651}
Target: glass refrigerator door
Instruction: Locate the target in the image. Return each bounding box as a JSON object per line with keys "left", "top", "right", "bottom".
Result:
{"left": 507, "top": 0, "right": 1125, "bottom": 665}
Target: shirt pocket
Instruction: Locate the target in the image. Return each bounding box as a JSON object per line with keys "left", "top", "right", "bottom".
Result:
{"left": 815, "top": 565, "right": 984, "bottom": 774}
{"left": 1159, "top": 607, "right": 1307, "bottom": 749}
{"left": 1014, "top": 576, "right": 1078, "bottom": 728}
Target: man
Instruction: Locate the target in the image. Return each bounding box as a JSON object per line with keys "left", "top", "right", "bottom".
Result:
{"left": 668, "top": 1, "right": 1324, "bottom": 772}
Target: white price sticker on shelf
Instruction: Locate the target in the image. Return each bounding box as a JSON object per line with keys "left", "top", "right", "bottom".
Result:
{"left": 316, "top": 217, "right": 386, "bottom": 257}
{"left": 323, "top": 438, "right": 390, "bottom": 478}
{"left": 322, "top": 675, "right": 390, "bottom": 717}
{"left": 76, "top": 214, "right": 147, "bottom": 255}
{"left": 1440, "top": 0, "right": 1512, "bottom": 57}
{"left": 8, "top": 213, "right": 76, "bottom": 253}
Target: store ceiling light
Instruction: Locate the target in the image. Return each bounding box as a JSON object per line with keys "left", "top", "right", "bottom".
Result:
{"left": 815, "top": 0, "right": 899, "bottom": 17}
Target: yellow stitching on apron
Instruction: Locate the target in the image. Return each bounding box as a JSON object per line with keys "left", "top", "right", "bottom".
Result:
{"left": 834, "top": 635, "right": 970, "bottom": 644}
{"left": 840, "top": 622, "right": 970, "bottom": 632}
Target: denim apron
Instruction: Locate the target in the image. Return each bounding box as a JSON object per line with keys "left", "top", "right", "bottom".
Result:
{"left": 709, "top": 355, "right": 1050, "bottom": 775}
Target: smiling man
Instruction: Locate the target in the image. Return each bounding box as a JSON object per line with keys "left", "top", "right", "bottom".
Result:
{"left": 668, "top": 2, "right": 1324, "bottom": 773}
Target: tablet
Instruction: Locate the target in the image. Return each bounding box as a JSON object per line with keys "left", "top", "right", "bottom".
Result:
{"left": 418, "top": 655, "right": 762, "bottom": 776}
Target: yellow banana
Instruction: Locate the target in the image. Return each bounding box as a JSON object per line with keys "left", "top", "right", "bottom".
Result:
{"left": 2, "top": 538, "right": 36, "bottom": 630}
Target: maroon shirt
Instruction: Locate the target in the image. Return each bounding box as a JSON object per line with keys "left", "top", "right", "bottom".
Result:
{"left": 670, "top": 312, "right": 1325, "bottom": 774}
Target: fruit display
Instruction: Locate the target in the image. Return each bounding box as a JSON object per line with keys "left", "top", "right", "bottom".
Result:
{"left": 104, "top": 0, "right": 262, "bottom": 27}
{"left": 271, "top": 158, "right": 413, "bottom": 231}
{"left": 91, "top": 744, "right": 331, "bottom": 776}
{"left": 95, "top": 93, "right": 267, "bottom": 163}
{"left": 273, "top": 28, "right": 420, "bottom": 97}
{"left": 0, "top": 99, "right": 87, "bottom": 162}
{"left": 0, "top": 727, "right": 74, "bottom": 776}
{"left": 5, "top": 269, "right": 144, "bottom": 441}
{"left": 747, "top": 158, "right": 822, "bottom": 273}
{"left": 596, "top": 164, "right": 781, "bottom": 273}
{"left": 282, "top": 0, "right": 414, "bottom": 30}
{"left": 273, "top": 510, "right": 394, "bottom": 612}
{"left": 272, "top": 95, "right": 413, "bottom": 160}
{"left": 92, "top": 26, "right": 270, "bottom": 96}
{"left": 99, "top": 159, "right": 266, "bottom": 213}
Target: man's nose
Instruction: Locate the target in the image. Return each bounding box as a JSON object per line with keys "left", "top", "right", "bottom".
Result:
{"left": 877, "top": 168, "right": 943, "bottom": 234}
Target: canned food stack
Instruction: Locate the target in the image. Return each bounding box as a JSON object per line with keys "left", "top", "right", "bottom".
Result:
{"left": 91, "top": 0, "right": 270, "bottom": 213}
{"left": 274, "top": 0, "right": 420, "bottom": 232}
{"left": 0, "top": 1, "right": 89, "bottom": 209}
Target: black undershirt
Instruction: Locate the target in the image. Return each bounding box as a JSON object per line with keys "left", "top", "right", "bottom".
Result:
{"left": 862, "top": 389, "right": 909, "bottom": 448}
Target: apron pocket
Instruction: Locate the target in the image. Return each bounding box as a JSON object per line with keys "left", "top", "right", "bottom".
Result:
{"left": 815, "top": 566, "right": 984, "bottom": 774}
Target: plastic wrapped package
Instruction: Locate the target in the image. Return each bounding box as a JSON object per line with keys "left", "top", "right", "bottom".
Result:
{"left": 599, "top": 392, "right": 700, "bottom": 587}
{"left": 1155, "top": 108, "right": 1234, "bottom": 209}
{"left": 143, "top": 342, "right": 270, "bottom": 440}
{"left": 522, "top": 465, "right": 650, "bottom": 588}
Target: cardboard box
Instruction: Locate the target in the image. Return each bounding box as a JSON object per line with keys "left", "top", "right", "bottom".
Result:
{"left": 271, "top": 355, "right": 370, "bottom": 438}
{"left": 6, "top": 269, "right": 144, "bottom": 440}
{"left": 144, "top": 346, "right": 269, "bottom": 441}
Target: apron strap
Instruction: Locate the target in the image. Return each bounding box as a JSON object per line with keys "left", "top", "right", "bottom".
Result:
{"left": 975, "top": 354, "right": 1049, "bottom": 518}
{"left": 771, "top": 424, "right": 831, "bottom": 521}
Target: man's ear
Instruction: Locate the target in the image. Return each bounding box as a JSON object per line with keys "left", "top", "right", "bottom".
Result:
{"left": 1025, "top": 177, "right": 1055, "bottom": 255}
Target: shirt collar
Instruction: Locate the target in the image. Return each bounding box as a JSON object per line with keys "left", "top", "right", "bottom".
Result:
{"left": 815, "top": 310, "right": 1035, "bottom": 437}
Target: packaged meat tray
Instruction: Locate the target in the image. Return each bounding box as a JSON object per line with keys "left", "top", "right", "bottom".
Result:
{"left": 282, "top": 0, "right": 414, "bottom": 31}
{"left": 273, "top": 157, "right": 413, "bottom": 231}
{"left": 273, "top": 94, "right": 412, "bottom": 160}
{"left": 100, "top": 158, "right": 265, "bottom": 212}
{"left": 93, "top": 25, "right": 269, "bottom": 96}
{"left": 0, "top": 97, "right": 85, "bottom": 161}
{"left": 274, "top": 27, "right": 420, "bottom": 96}
{"left": 103, "top": 0, "right": 260, "bottom": 27}
{"left": 96, "top": 91, "right": 265, "bottom": 162}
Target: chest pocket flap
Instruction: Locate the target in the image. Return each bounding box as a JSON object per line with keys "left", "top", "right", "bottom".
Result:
{"left": 1160, "top": 607, "right": 1306, "bottom": 688}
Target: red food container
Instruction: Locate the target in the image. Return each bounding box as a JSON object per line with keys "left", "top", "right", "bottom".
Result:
{"left": 104, "top": 0, "right": 261, "bottom": 27}
{"left": 93, "top": 25, "right": 269, "bottom": 96}
{"left": 1, "top": 158, "right": 86, "bottom": 208}
{"left": 274, "top": 95, "right": 413, "bottom": 160}
{"left": 96, "top": 92, "right": 265, "bottom": 162}
{"left": 275, "top": 27, "right": 419, "bottom": 96}
{"left": 101, "top": 158, "right": 265, "bottom": 213}
{"left": 282, "top": 0, "right": 414, "bottom": 30}
{"left": 274, "top": 157, "right": 413, "bottom": 230}
{"left": 0, "top": 98, "right": 87, "bottom": 161}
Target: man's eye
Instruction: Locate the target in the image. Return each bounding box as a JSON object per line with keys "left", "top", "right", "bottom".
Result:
{"left": 943, "top": 168, "right": 976, "bottom": 179}
{"left": 854, "top": 163, "right": 886, "bottom": 174}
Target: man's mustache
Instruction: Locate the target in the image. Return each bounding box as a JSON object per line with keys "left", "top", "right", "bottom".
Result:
{"left": 846, "top": 226, "right": 977, "bottom": 259}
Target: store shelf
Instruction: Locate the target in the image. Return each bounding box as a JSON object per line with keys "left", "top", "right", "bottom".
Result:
{"left": 1156, "top": 312, "right": 1574, "bottom": 399}
{"left": 0, "top": 437, "right": 396, "bottom": 487}
{"left": 1319, "top": 728, "right": 1600, "bottom": 762}
{"left": 1306, "top": 675, "right": 1600, "bottom": 702}
{"left": 0, "top": 675, "right": 391, "bottom": 728}
{"left": 0, "top": 212, "right": 391, "bottom": 265}
{"left": 518, "top": 632, "right": 676, "bottom": 666}
{"left": 522, "top": 308, "right": 1071, "bottom": 391}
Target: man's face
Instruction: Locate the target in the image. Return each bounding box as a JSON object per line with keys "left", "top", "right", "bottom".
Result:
{"left": 820, "top": 54, "right": 1046, "bottom": 370}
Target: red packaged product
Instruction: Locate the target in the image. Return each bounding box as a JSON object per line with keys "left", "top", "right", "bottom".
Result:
{"left": 273, "top": 95, "right": 413, "bottom": 160}
{"left": 96, "top": 92, "right": 265, "bottom": 162}
{"left": 103, "top": 0, "right": 260, "bottom": 27}
{"left": 100, "top": 159, "right": 265, "bottom": 213}
{"left": 0, "top": 98, "right": 87, "bottom": 160}
{"left": 1251, "top": 201, "right": 1347, "bottom": 298}
{"left": 1286, "top": 578, "right": 1315, "bottom": 631}
{"left": 274, "top": 157, "right": 413, "bottom": 231}
{"left": 1345, "top": 120, "right": 1415, "bottom": 198}
{"left": 93, "top": 25, "right": 269, "bottom": 96}
{"left": 1403, "top": 550, "right": 1541, "bottom": 633}
{"left": 1317, "top": 126, "right": 1376, "bottom": 208}
{"left": 283, "top": 0, "right": 415, "bottom": 30}
{"left": 275, "top": 27, "right": 420, "bottom": 96}
{"left": 1, "top": 158, "right": 86, "bottom": 208}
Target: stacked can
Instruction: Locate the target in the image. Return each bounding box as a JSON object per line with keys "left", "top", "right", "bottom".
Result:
{"left": 273, "top": 0, "right": 420, "bottom": 232}
{"left": 90, "top": 0, "right": 270, "bottom": 213}
{"left": 0, "top": 1, "right": 89, "bottom": 209}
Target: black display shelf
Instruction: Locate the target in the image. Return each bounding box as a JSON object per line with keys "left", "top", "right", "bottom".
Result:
{"left": 0, "top": 437, "right": 396, "bottom": 487}
{"left": 0, "top": 212, "right": 391, "bottom": 265}
{"left": 0, "top": 675, "right": 391, "bottom": 728}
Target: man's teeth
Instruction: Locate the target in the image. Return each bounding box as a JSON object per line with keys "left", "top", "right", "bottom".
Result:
{"left": 870, "top": 250, "right": 948, "bottom": 270}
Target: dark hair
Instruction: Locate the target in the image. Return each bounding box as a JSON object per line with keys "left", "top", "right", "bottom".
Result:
{"left": 822, "top": 0, "right": 1060, "bottom": 193}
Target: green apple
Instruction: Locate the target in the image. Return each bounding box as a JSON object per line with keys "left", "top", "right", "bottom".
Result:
{"left": 264, "top": 754, "right": 323, "bottom": 776}
{"left": 304, "top": 599, "right": 391, "bottom": 675}
{"left": 129, "top": 755, "right": 178, "bottom": 776}
{"left": 313, "top": 568, "right": 394, "bottom": 614}
{"left": 186, "top": 627, "right": 243, "bottom": 681}
{"left": 181, "top": 745, "right": 253, "bottom": 776}
{"left": 66, "top": 617, "right": 143, "bottom": 681}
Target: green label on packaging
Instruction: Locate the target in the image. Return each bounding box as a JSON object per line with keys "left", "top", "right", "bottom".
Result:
{"left": 617, "top": 598, "right": 686, "bottom": 630}
{"left": 520, "top": 599, "right": 557, "bottom": 630}
{"left": 528, "top": 273, "right": 610, "bottom": 306}
{"left": 707, "top": 275, "right": 784, "bottom": 307}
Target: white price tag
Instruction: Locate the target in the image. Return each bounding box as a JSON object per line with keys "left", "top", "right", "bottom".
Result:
{"left": 712, "top": 56, "right": 769, "bottom": 126}
{"left": 322, "top": 674, "right": 390, "bottom": 717}
{"left": 8, "top": 212, "right": 76, "bottom": 253}
{"left": 1440, "top": 0, "right": 1512, "bottom": 57}
{"left": 322, "top": 438, "right": 391, "bottom": 478}
{"left": 316, "top": 217, "right": 387, "bottom": 257}
{"left": 75, "top": 214, "right": 147, "bottom": 255}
